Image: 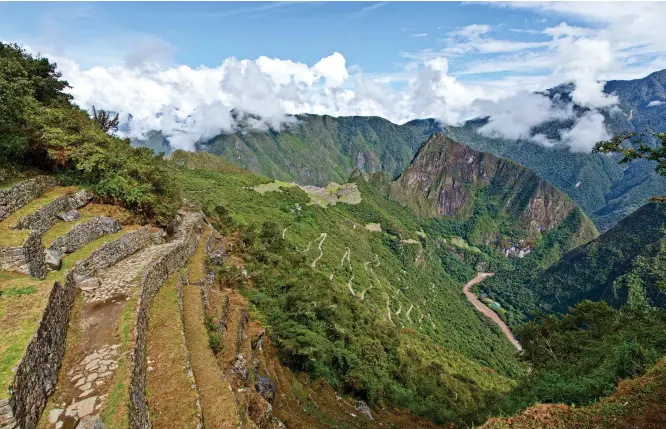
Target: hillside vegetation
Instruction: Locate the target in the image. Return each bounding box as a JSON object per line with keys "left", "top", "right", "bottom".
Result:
{"left": 0, "top": 42, "right": 179, "bottom": 224}
{"left": 480, "top": 200, "right": 666, "bottom": 327}
{"left": 172, "top": 150, "right": 523, "bottom": 426}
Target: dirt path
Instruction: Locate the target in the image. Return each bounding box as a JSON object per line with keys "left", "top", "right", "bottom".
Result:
{"left": 463, "top": 273, "right": 522, "bottom": 351}
{"left": 310, "top": 233, "right": 327, "bottom": 268}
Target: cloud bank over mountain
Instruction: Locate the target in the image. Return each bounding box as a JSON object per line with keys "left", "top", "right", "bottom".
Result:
{"left": 39, "top": 2, "right": 666, "bottom": 152}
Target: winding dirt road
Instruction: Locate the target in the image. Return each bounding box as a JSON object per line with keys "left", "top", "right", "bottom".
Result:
{"left": 463, "top": 273, "right": 522, "bottom": 351}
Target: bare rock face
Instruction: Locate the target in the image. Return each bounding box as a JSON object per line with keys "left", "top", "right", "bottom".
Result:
{"left": 389, "top": 133, "right": 598, "bottom": 253}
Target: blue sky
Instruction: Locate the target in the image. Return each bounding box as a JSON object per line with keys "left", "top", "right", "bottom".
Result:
{"left": 0, "top": 2, "right": 585, "bottom": 77}
{"left": 1, "top": 2, "right": 664, "bottom": 152}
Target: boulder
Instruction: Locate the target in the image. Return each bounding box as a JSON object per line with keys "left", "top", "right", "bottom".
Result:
{"left": 150, "top": 229, "right": 167, "bottom": 245}
{"left": 45, "top": 248, "right": 62, "bottom": 271}
{"left": 232, "top": 354, "right": 249, "bottom": 381}
{"left": 57, "top": 210, "right": 80, "bottom": 222}
{"left": 209, "top": 249, "right": 226, "bottom": 266}
{"left": 254, "top": 375, "right": 276, "bottom": 402}
{"left": 355, "top": 400, "right": 374, "bottom": 420}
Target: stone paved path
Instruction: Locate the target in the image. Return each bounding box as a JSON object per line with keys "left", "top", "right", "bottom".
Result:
{"left": 82, "top": 242, "right": 178, "bottom": 302}
{"left": 49, "top": 241, "right": 178, "bottom": 428}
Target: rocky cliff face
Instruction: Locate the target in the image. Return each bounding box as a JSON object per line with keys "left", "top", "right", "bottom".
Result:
{"left": 390, "top": 133, "right": 598, "bottom": 253}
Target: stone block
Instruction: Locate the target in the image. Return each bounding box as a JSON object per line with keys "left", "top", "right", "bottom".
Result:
{"left": 57, "top": 210, "right": 80, "bottom": 222}
{"left": 45, "top": 249, "right": 62, "bottom": 271}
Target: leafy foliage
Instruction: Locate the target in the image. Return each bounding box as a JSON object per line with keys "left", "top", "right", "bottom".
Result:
{"left": 0, "top": 42, "right": 179, "bottom": 224}
{"left": 497, "top": 301, "right": 666, "bottom": 414}
{"left": 594, "top": 131, "right": 666, "bottom": 178}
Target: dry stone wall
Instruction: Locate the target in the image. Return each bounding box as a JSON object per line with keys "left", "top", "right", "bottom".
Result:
{"left": 0, "top": 176, "right": 59, "bottom": 223}
{"left": 17, "top": 189, "right": 93, "bottom": 235}
{"left": 9, "top": 271, "right": 77, "bottom": 429}
{"left": 48, "top": 217, "right": 121, "bottom": 254}
{"left": 176, "top": 274, "right": 204, "bottom": 428}
{"left": 128, "top": 212, "right": 204, "bottom": 429}
{"left": 72, "top": 228, "right": 151, "bottom": 281}
{"left": 8, "top": 226, "right": 155, "bottom": 429}
{"left": 0, "top": 231, "right": 47, "bottom": 278}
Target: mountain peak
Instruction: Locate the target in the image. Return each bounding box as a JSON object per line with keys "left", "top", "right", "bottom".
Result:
{"left": 390, "top": 133, "right": 598, "bottom": 255}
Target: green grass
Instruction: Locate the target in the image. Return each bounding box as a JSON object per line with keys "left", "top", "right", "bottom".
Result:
{"left": 0, "top": 285, "right": 36, "bottom": 297}
{"left": 0, "top": 178, "right": 24, "bottom": 190}
{"left": 0, "top": 186, "right": 78, "bottom": 246}
{"left": 450, "top": 236, "right": 482, "bottom": 253}
{"left": 40, "top": 212, "right": 95, "bottom": 247}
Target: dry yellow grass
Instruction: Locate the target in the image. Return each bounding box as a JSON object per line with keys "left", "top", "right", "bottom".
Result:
{"left": 182, "top": 231, "right": 240, "bottom": 429}
{"left": 146, "top": 272, "right": 200, "bottom": 429}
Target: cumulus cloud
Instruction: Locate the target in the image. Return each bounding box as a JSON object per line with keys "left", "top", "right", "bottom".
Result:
{"left": 476, "top": 91, "right": 573, "bottom": 140}
{"left": 551, "top": 36, "right": 619, "bottom": 108}
{"left": 560, "top": 111, "right": 610, "bottom": 152}
{"left": 648, "top": 100, "right": 664, "bottom": 107}
{"left": 50, "top": 31, "right": 615, "bottom": 154}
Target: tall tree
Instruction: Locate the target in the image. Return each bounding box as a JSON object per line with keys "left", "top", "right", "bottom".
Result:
{"left": 91, "top": 106, "right": 120, "bottom": 134}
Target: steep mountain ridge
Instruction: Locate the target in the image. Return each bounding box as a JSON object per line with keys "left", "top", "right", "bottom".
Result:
{"left": 531, "top": 200, "right": 666, "bottom": 312}
{"left": 389, "top": 133, "right": 598, "bottom": 256}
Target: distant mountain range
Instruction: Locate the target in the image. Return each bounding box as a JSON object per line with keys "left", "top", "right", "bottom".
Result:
{"left": 133, "top": 69, "right": 666, "bottom": 232}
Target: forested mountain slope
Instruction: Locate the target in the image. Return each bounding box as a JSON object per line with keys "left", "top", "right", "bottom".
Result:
{"left": 479, "top": 199, "right": 666, "bottom": 328}
{"left": 388, "top": 133, "right": 597, "bottom": 256}
{"left": 204, "top": 114, "right": 430, "bottom": 185}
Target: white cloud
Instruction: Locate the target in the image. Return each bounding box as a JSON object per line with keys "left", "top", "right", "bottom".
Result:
{"left": 648, "top": 100, "right": 664, "bottom": 107}
{"left": 560, "top": 111, "right": 610, "bottom": 152}
{"left": 412, "top": 33, "right": 428, "bottom": 38}
{"left": 440, "top": 24, "right": 550, "bottom": 56}
{"left": 476, "top": 91, "right": 573, "bottom": 140}
{"left": 53, "top": 47, "right": 618, "bottom": 154}
{"left": 551, "top": 36, "right": 618, "bottom": 108}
